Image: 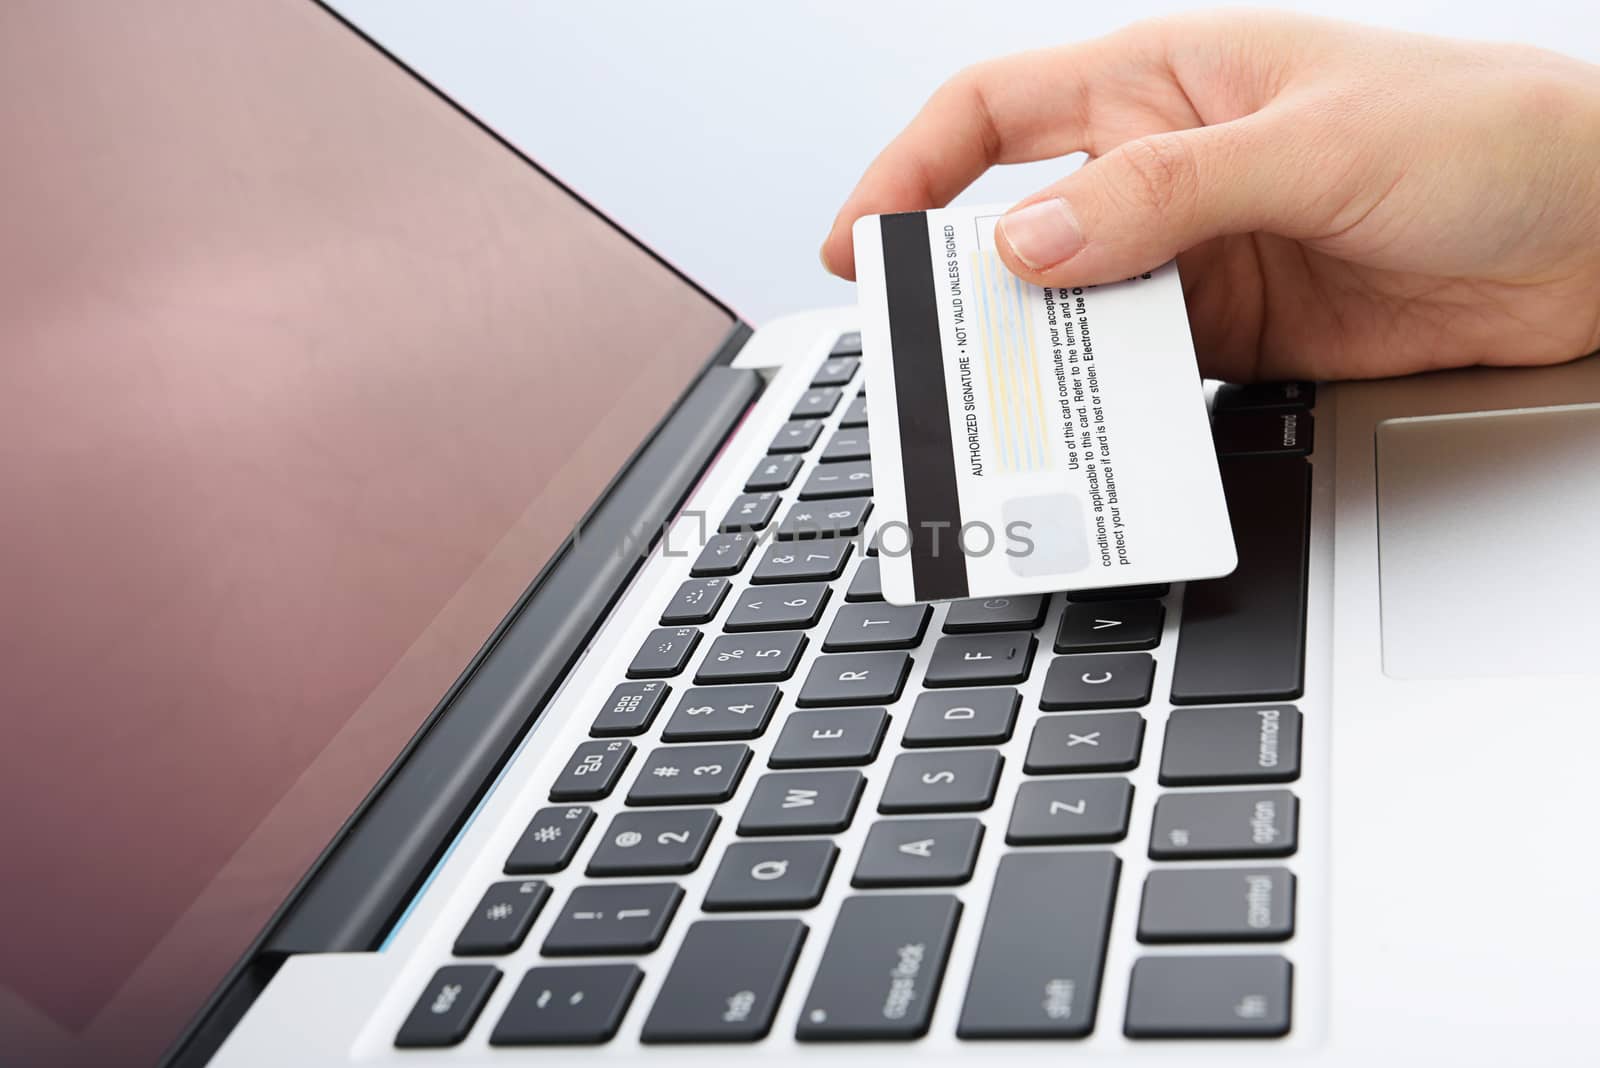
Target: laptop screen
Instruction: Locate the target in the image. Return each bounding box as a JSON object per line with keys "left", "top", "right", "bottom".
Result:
{"left": 0, "top": 2, "right": 737, "bottom": 1065}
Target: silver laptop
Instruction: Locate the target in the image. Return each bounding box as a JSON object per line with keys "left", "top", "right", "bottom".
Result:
{"left": 5, "top": 2, "right": 1598, "bottom": 1067}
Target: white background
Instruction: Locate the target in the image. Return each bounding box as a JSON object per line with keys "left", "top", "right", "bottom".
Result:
{"left": 330, "top": 1, "right": 1600, "bottom": 325}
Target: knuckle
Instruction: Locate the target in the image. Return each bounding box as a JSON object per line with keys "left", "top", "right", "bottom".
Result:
{"left": 1113, "top": 134, "right": 1200, "bottom": 218}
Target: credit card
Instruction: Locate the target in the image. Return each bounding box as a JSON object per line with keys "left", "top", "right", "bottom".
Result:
{"left": 853, "top": 204, "right": 1235, "bottom": 605}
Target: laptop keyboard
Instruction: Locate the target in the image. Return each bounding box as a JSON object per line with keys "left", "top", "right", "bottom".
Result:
{"left": 391, "top": 333, "right": 1317, "bottom": 1051}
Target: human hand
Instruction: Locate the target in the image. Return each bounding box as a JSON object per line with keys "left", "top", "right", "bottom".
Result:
{"left": 821, "top": 12, "right": 1600, "bottom": 382}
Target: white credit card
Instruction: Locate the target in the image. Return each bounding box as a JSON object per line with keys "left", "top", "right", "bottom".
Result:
{"left": 853, "top": 204, "right": 1236, "bottom": 605}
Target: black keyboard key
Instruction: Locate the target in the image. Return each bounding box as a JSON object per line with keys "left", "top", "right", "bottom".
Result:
{"left": 453, "top": 879, "right": 550, "bottom": 956}
{"left": 796, "top": 651, "right": 911, "bottom": 706}
{"left": 626, "top": 744, "right": 750, "bottom": 806}
{"left": 792, "top": 386, "right": 843, "bottom": 419}
{"left": 776, "top": 497, "right": 872, "bottom": 540}
{"left": 901, "top": 688, "right": 1018, "bottom": 747}
{"left": 878, "top": 749, "right": 1002, "bottom": 813}
{"left": 1171, "top": 458, "right": 1310, "bottom": 704}
{"left": 626, "top": 627, "right": 702, "bottom": 678}
{"left": 660, "top": 577, "right": 731, "bottom": 626}
{"left": 830, "top": 331, "right": 862, "bottom": 356}
{"left": 796, "top": 894, "right": 961, "bottom": 1040}
{"left": 1025, "top": 711, "right": 1145, "bottom": 773}
{"left": 1039, "top": 652, "right": 1154, "bottom": 710}
{"left": 490, "top": 965, "right": 642, "bottom": 1046}
{"left": 844, "top": 557, "right": 883, "bottom": 602}
{"left": 1160, "top": 705, "right": 1302, "bottom": 785}
{"left": 1067, "top": 583, "right": 1168, "bottom": 602}
{"left": 746, "top": 453, "right": 805, "bottom": 491}
{"left": 506, "top": 805, "right": 595, "bottom": 874}
{"left": 751, "top": 538, "right": 853, "bottom": 584}
{"left": 591, "top": 681, "right": 670, "bottom": 738}
{"left": 694, "top": 632, "right": 807, "bottom": 684}
{"left": 958, "top": 851, "right": 1119, "bottom": 1038}
{"left": 1055, "top": 599, "right": 1165, "bottom": 653}
{"left": 770, "top": 419, "right": 823, "bottom": 454}
{"left": 395, "top": 965, "right": 500, "bottom": 1048}
{"left": 852, "top": 818, "right": 984, "bottom": 887}
{"left": 813, "top": 355, "right": 860, "bottom": 387}
{"left": 642, "top": 919, "right": 808, "bottom": 1042}
{"left": 799, "top": 459, "right": 873, "bottom": 500}
{"left": 822, "top": 601, "right": 930, "bottom": 651}
{"left": 704, "top": 840, "right": 839, "bottom": 911}
{"left": 838, "top": 392, "right": 870, "bottom": 428}
{"left": 942, "top": 594, "right": 1048, "bottom": 633}
{"left": 587, "top": 809, "right": 719, "bottom": 876}
{"left": 719, "top": 490, "right": 782, "bottom": 530}
{"left": 820, "top": 427, "right": 870, "bottom": 462}
{"left": 1149, "top": 789, "right": 1299, "bottom": 859}
{"left": 738, "top": 770, "right": 865, "bottom": 835}
{"left": 1007, "top": 777, "right": 1133, "bottom": 844}
{"left": 1213, "top": 379, "right": 1316, "bottom": 413}
{"left": 661, "top": 684, "right": 780, "bottom": 741}
{"left": 1138, "top": 867, "right": 1296, "bottom": 943}
{"left": 549, "top": 739, "right": 634, "bottom": 802}
{"left": 542, "top": 883, "right": 683, "bottom": 956}
{"left": 690, "top": 532, "right": 757, "bottom": 577}
{"left": 923, "top": 633, "right": 1036, "bottom": 686}
{"left": 1124, "top": 955, "right": 1293, "bottom": 1038}
{"left": 769, "top": 706, "right": 888, "bottom": 768}
{"left": 1213, "top": 410, "right": 1314, "bottom": 458}
{"left": 724, "top": 582, "right": 830, "bottom": 631}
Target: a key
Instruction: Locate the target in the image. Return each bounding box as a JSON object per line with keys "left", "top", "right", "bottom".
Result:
{"left": 822, "top": 601, "right": 930, "bottom": 651}
{"left": 796, "top": 894, "right": 961, "bottom": 1040}
{"left": 844, "top": 557, "right": 883, "bottom": 602}
{"left": 689, "top": 532, "right": 757, "bottom": 578}
{"left": 820, "top": 427, "right": 870, "bottom": 462}
{"left": 506, "top": 805, "right": 595, "bottom": 874}
{"left": 751, "top": 537, "right": 853, "bottom": 584}
{"left": 453, "top": 879, "right": 550, "bottom": 955}
{"left": 796, "top": 651, "right": 911, "bottom": 706}
{"left": 1025, "top": 711, "right": 1145, "bottom": 773}
{"left": 958, "top": 851, "right": 1119, "bottom": 1038}
{"left": 770, "top": 419, "right": 823, "bottom": 454}
{"left": 704, "top": 840, "right": 839, "bottom": 911}
{"left": 812, "top": 355, "right": 860, "bottom": 387}
{"left": 661, "top": 684, "right": 780, "bottom": 741}
{"left": 1138, "top": 868, "right": 1296, "bottom": 943}
{"left": 591, "top": 681, "right": 670, "bottom": 737}
{"left": 549, "top": 739, "right": 634, "bottom": 802}
{"left": 660, "top": 577, "right": 731, "bottom": 626}
{"left": 1039, "top": 652, "right": 1154, "bottom": 710}
{"left": 587, "top": 809, "right": 719, "bottom": 876}
{"left": 719, "top": 490, "right": 782, "bottom": 531}
{"left": 626, "top": 627, "right": 702, "bottom": 679}
{"left": 626, "top": 744, "right": 751, "bottom": 806}
{"left": 1007, "top": 777, "right": 1133, "bottom": 844}
{"left": 923, "top": 633, "right": 1036, "bottom": 686}
{"left": 694, "top": 632, "right": 807, "bottom": 684}
{"left": 776, "top": 497, "right": 872, "bottom": 540}
{"left": 838, "top": 392, "right": 869, "bottom": 428}
{"left": 792, "top": 386, "right": 843, "bottom": 420}
{"left": 1124, "top": 955, "right": 1293, "bottom": 1038}
{"left": 724, "top": 582, "right": 830, "bottom": 631}
{"left": 1067, "top": 583, "right": 1169, "bottom": 602}
{"left": 1171, "top": 458, "right": 1309, "bottom": 704}
{"left": 1213, "top": 380, "right": 1316, "bottom": 413}
{"left": 542, "top": 883, "right": 683, "bottom": 956}
{"left": 1148, "top": 789, "right": 1299, "bottom": 859}
{"left": 1213, "top": 410, "right": 1314, "bottom": 458}
{"left": 878, "top": 749, "right": 1002, "bottom": 813}
{"left": 1159, "top": 705, "right": 1302, "bottom": 785}
{"left": 738, "top": 770, "right": 865, "bottom": 835}
{"left": 746, "top": 453, "right": 805, "bottom": 492}
{"left": 799, "top": 459, "right": 873, "bottom": 500}
{"left": 489, "top": 965, "right": 642, "bottom": 1046}
{"left": 830, "top": 331, "right": 863, "bottom": 356}
{"left": 942, "top": 595, "right": 1048, "bottom": 634}
{"left": 1055, "top": 599, "right": 1165, "bottom": 653}
{"left": 395, "top": 965, "right": 500, "bottom": 1048}
{"left": 852, "top": 818, "right": 984, "bottom": 887}
{"left": 901, "top": 688, "right": 1018, "bottom": 747}
{"left": 768, "top": 706, "right": 888, "bottom": 768}
{"left": 642, "top": 919, "right": 808, "bottom": 1042}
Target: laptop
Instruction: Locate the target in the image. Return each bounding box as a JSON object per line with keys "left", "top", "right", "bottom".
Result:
{"left": 4, "top": 1, "right": 1598, "bottom": 1066}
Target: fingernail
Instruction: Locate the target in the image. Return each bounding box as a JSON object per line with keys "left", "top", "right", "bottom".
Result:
{"left": 999, "top": 198, "right": 1085, "bottom": 269}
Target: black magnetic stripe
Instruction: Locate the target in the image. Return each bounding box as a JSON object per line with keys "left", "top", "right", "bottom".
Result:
{"left": 881, "top": 211, "right": 968, "bottom": 601}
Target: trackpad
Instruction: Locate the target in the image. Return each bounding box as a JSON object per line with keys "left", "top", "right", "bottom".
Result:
{"left": 1376, "top": 405, "right": 1600, "bottom": 678}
